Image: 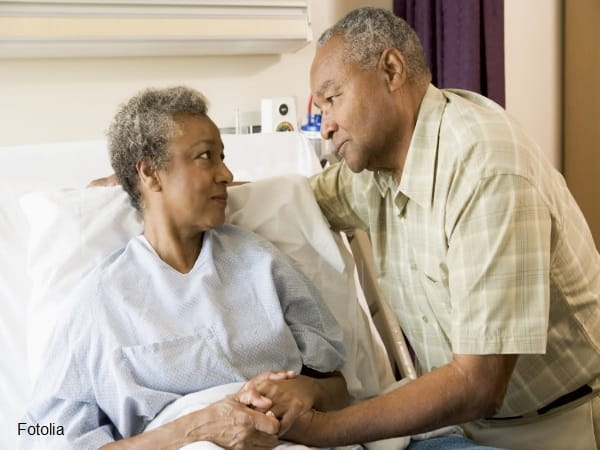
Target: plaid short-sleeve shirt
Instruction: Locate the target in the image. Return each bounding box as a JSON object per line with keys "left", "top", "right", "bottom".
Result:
{"left": 311, "top": 84, "right": 600, "bottom": 417}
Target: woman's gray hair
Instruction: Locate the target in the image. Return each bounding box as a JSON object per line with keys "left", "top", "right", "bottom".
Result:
{"left": 318, "top": 7, "right": 430, "bottom": 83}
{"left": 108, "top": 86, "right": 209, "bottom": 211}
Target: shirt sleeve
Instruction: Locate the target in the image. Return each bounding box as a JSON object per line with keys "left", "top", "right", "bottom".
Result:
{"left": 447, "top": 173, "right": 552, "bottom": 354}
{"left": 269, "top": 251, "right": 346, "bottom": 372}
{"left": 310, "top": 161, "right": 370, "bottom": 233}
{"left": 19, "top": 399, "right": 115, "bottom": 449}
{"left": 18, "top": 296, "right": 117, "bottom": 449}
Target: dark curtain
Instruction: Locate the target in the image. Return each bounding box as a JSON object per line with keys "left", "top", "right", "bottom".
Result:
{"left": 394, "top": 0, "right": 505, "bottom": 107}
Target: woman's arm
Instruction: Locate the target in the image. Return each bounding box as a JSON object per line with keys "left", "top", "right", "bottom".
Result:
{"left": 101, "top": 396, "right": 279, "bottom": 450}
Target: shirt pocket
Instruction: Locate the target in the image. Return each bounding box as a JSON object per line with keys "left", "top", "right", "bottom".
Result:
{"left": 419, "top": 270, "right": 452, "bottom": 316}
{"left": 120, "top": 330, "right": 243, "bottom": 395}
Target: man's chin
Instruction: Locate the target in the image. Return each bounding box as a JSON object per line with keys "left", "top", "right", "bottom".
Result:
{"left": 344, "top": 158, "right": 367, "bottom": 173}
{"left": 338, "top": 152, "right": 360, "bottom": 172}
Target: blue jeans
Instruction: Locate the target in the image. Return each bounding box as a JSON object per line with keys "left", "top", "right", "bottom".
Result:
{"left": 406, "top": 435, "right": 504, "bottom": 449}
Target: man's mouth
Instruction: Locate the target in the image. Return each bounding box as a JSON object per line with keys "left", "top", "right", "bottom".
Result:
{"left": 335, "top": 140, "right": 348, "bottom": 157}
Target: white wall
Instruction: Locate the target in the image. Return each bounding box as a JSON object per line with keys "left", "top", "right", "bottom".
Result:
{"left": 0, "top": 0, "right": 391, "bottom": 146}
{"left": 504, "top": 0, "right": 562, "bottom": 169}
{"left": 1, "top": 0, "right": 560, "bottom": 166}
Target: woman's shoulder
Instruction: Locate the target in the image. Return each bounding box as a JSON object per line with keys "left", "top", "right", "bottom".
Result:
{"left": 66, "top": 236, "right": 142, "bottom": 311}
{"left": 210, "top": 224, "right": 281, "bottom": 259}
{"left": 213, "top": 223, "right": 269, "bottom": 245}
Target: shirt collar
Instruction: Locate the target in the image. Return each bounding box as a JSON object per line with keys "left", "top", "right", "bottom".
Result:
{"left": 372, "top": 84, "right": 447, "bottom": 209}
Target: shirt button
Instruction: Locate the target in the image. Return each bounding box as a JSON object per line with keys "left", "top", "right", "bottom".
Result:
{"left": 422, "top": 315, "right": 428, "bottom": 323}
{"left": 411, "top": 263, "right": 418, "bottom": 271}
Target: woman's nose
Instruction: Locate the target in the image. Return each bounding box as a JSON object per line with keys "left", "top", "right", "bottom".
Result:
{"left": 217, "top": 161, "right": 234, "bottom": 184}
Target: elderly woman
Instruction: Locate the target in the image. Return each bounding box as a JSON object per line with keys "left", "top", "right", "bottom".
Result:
{"left": 20, "top": 86, "right": 348, "bottom": 449}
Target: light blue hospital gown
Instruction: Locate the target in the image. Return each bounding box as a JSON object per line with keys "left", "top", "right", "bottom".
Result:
{"left": 19, "top": 224, "right": 345, "bottom": 449}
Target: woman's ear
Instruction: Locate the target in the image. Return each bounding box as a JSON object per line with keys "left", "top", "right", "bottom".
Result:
{"left": 379, "top": 47, "right": 407, "bottom": 91}
{"left": 137, "top": 159, "right": 161, "bottom": 192}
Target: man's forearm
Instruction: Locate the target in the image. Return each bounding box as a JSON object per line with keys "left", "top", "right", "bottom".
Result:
{"left": 286, "top": 354, "right": 516, "bottom": 447}
{"left": 307, "top": 372, "right": 350, "bottom": 411}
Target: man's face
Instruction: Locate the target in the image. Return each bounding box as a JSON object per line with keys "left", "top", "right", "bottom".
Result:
{"left": 310, "top": 36, "right": 393, "bottom": 173}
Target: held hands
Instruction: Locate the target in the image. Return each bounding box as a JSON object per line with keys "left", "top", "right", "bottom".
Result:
{"left": 236, "top": 370, "right": 318, "bottom": 436}
{"left": 239, "top": 370, "right": 298, "bottom": 410}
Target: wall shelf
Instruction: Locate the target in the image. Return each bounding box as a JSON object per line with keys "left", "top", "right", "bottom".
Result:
{"left": 0, "top": 0, "right": 312, "bottom": 58}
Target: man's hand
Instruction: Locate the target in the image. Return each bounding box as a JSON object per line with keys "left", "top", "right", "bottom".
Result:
{"left": 237, "top": 371, "right": 325, "bottom": 435}
{"left": 237, "top": 370, "right": 298, "bottom": 411}
{"left": 88, "top": 174, "right": 120, "bottom": 187}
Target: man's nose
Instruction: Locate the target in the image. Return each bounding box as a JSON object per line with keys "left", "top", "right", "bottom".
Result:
{"left": 320, "top": 116, "right": 338, "bottom": 140}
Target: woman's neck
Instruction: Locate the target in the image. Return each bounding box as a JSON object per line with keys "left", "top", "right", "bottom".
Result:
{"left": 143, "top": 218, "right": 204, "bottom": 274}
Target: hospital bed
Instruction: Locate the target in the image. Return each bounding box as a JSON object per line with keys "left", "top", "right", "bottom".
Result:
{"left": 0, "top": 132, "right": 416, "bottom": 449}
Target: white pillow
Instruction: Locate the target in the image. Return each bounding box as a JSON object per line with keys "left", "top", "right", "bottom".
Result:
{"left": 0, "top": 182, "right": 34, "bottom": 449}
{"left": 20, "top": 186, "right": 143, "bottom": 380}
{"left": 20, "top": 175, "right": 391, "bottom": 401}
{"left": 0, "top": 140, "right": 113, "bottom": 450}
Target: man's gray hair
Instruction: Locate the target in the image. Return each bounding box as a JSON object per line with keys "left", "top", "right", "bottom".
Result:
{"left": 318, "top": 7, "right": 430, "bottom": 83}
{"left": 108, "top": 86, "right": 209, "bottom": 211}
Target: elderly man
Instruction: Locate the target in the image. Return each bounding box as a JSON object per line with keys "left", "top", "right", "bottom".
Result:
{"left": 243, "top": 7, "right": 600, "bottom": 450}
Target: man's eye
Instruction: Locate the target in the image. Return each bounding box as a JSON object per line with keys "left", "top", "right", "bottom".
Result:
{"left": 327, "top": 93, "right": 341, "bottom": 104}
{"left": 198, "top": 152, "right": 210, "bottom": 160}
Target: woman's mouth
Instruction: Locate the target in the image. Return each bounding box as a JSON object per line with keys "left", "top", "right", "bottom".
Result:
{"left": 211, "top": 194, "right": 228, "bottom": 206}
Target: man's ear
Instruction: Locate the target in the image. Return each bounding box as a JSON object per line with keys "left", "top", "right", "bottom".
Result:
{"left": 137, "top": 159, "right": 162, "bottom": 192}
{"left": 379, "top": 47, "right": 408, "bottom": 91}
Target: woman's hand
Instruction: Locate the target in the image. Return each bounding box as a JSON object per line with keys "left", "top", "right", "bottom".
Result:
{"left": 101, "top": 394, "right": 280, "bottom": 450}
{"left": 179, "top": 395, "right": 281, "bottom": 449}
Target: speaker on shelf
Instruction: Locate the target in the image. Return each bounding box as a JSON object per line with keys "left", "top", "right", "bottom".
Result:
{"left": 261, "top": 97, "right": 298, "bottom": 132}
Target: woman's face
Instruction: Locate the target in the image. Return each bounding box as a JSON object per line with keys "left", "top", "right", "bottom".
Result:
{"left": 155, "top": 114, "right": 233, "bottom": 233}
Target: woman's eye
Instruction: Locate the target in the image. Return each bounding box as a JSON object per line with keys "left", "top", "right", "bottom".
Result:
{"left": 197, "top": 152, "right": 210, "bottom": 160}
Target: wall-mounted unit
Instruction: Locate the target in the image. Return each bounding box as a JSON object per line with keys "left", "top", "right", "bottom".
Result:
{"left": 0, "top": 0, "right": 312, "bottom": 58}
